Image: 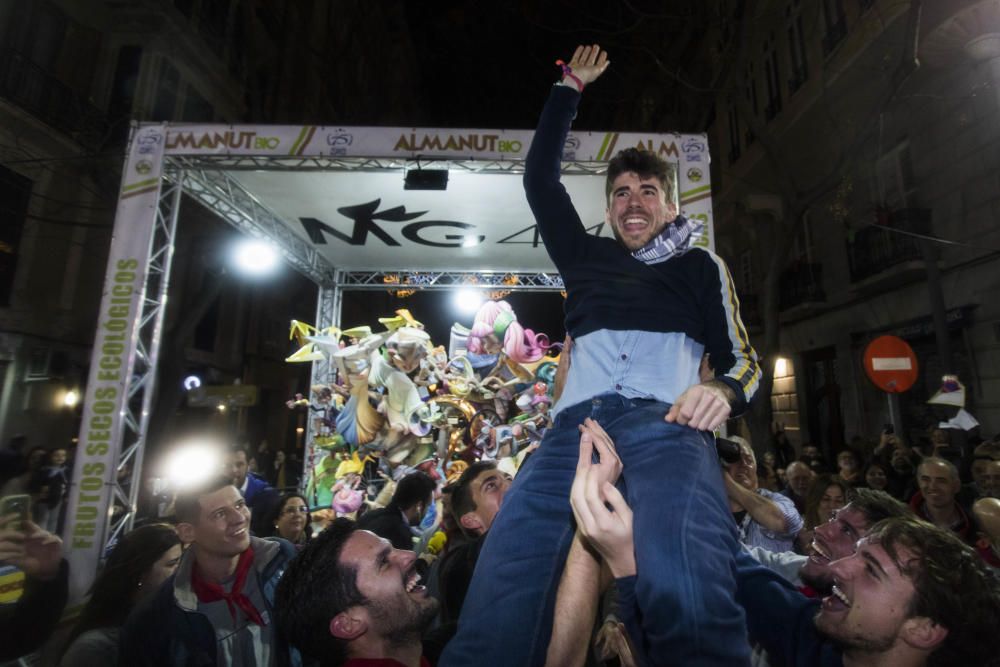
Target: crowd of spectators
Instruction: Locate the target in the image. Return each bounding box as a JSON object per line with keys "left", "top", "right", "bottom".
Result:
{"left": 2, "top": 419, "right": 998, "bottom": 667}
{"left": 2, "top": 41, "right": 1000, "bottom": 666}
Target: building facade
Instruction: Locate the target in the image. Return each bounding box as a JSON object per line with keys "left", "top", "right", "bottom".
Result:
{"left": 708, "top": 0, "right": 1000, "bottom": 453}
{"left": 0, "top": 0, "right": 351, "bottom": 465}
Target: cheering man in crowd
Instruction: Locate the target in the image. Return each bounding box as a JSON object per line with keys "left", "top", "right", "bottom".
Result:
{"left": 120, "top": 476, "right": 298, "bottom": 666}
{"left": 275, "top": 518, "right": 437, "bottom": 667}
{"left": 443, "top": 44, "right": 760, "bottom": 666}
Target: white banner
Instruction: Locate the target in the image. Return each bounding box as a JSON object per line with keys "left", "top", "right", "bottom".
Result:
{"left": 64, "top": 125, "right": 167, "bottom": 601}
{"left": 162, "top": 123, "right": 710, "bottom": 167}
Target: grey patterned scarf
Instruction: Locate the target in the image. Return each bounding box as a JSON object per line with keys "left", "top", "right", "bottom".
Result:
{"left": 630, "top": 215, "right": 703, "bottom": 265}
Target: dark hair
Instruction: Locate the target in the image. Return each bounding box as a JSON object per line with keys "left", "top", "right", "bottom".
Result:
{"left": 174, "top": 475, "right": 235, "bottom": 524}
{"left": 266, "top": 492, "right": 313, "bottom": 542}
{"left": 605, "top": 147, "right": 677, "bottom": 203}
{"left": 449, "top": 461, "right": 498, "bottom": 521}
{"left": 229, "top": 443, "right": 250, "bottom": 461}
{"left": 391, "top": 471, "right": 436, "bottom": 511}
{"left": 867, "top": 517, "right": 1000, "bottom": 667}
{"left": 803, "top": 474, "right": 854, "bottom": 530}
{"left": 64, "top": 524, "right": 180, "bottom": 649}
{"left": 848, "top": 487, "right": 910, "bottom": 526}
{"left": 275, "top": 518, "right": 365, "bottom": 666}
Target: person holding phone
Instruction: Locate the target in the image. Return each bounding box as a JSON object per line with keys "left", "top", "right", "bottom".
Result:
{"left": 0, "top": 508, "right": 68, "bottom": 661}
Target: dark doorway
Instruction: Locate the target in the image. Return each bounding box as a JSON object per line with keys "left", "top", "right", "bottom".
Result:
{"left": 803, "top": 346, "right": 845, "bottom": 457}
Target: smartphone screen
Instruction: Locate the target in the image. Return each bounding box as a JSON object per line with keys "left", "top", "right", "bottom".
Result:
{"left": 0, "top": 495, "right": 31, "bottom": 532}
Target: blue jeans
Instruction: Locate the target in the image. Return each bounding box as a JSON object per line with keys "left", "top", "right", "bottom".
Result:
{"left": 439, "top": 394, "right": 749, "bottom": 667}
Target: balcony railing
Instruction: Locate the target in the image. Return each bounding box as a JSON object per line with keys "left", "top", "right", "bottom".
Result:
{"left": 847, "top": 208, "right": 930, "bottom": 283}
{"left": 0, "top": 49, "right": 109, "bottom": 147}
{"left": 779, "top": 262, "right": 826, "bottom": 311}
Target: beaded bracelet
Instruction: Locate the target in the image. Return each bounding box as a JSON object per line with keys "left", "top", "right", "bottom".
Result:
{"left": 555, "top": 59, "right": 585, "bottom": 92}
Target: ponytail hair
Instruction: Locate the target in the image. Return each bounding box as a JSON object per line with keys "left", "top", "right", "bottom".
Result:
{"left": 466, "top": 300, "right": 549, "bottom": 364}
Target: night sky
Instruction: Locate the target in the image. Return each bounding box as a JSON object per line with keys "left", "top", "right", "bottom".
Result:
{"left": 332, "top": 1, "right": 707, "bottom": 342}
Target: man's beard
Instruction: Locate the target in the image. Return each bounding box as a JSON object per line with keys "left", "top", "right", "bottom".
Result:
{"left": 366, "top": 595, "right": 440, "bottom": 647}
{"left": 814, "top": 611, "right": 898, "bottom": 655}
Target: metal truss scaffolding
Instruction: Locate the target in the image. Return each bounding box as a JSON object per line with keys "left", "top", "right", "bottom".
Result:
{"left": 165, "top": 154, "right": 608, "bottom": 176}
{"left": 336, "top": 270, "right": 564, "bottom": 291}
{"left": 107, "top": 171, "right": 184, "bottom": 543}
{"left": 166, "top": 157, "right": 338, "bottom": 285}
{"left": 301, "top": 283, "right": 340, "bottom": 492}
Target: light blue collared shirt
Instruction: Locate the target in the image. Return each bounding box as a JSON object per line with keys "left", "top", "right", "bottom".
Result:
{"left": 737, "top": 488, "right": 804, "bottom": 554}
{"left": 554, "top": 329, "right": 703, "bottom": 416}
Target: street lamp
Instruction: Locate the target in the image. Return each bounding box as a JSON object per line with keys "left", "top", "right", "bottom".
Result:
{"left": 63, "top": 389, "right": 80, "bottom": 408}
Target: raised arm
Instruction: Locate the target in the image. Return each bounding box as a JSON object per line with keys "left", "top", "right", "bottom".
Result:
{"left": 524, "top": 45, "right": 611, "bottom": 270}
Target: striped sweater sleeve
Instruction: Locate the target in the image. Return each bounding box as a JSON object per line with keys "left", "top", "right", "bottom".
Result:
{"left": 701, "top": 250, "right": 761, "bottom": 415}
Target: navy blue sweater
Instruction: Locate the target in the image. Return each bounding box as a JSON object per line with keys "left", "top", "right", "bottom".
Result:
{"left": 523, "top": 85, "right": 760, "bottom": 413}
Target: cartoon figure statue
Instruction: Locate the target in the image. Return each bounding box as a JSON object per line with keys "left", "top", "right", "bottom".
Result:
{"left": 331, "top": 473, "right": 365, "bottom": 516}
{"left": 466, "top": 300, "right": 549, "bottom": 364}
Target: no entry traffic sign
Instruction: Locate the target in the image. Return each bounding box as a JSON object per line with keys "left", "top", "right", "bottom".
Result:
{"left": 863, "top": 335, "right": 918, "bottom": 393}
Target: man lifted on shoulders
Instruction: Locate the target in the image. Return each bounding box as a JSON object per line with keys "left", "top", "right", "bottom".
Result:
{"left": 441, "top": 45, "right": 760, "bottom": 667}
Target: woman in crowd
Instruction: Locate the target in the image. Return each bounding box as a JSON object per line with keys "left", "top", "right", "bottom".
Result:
{"left": 796, "top": 475, "right": 853, "bottom": 553}
{"left": 60, "top": 523, "right": 181, "bottom": 666}
{"left": 863, "top": 462, "right": 890, "bottom": 492}
{"left": 267, "top": 492, "right": 312, "bottom": 546}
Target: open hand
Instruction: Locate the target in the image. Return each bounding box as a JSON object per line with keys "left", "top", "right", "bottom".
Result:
{"left": 570, "top": 420, "right": 634, "bottom": 577}
{"left": 563, "top": 44, "right": 610, "bottom": 87}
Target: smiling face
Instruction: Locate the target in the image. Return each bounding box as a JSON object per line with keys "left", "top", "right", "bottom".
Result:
{"left": 801, "top": 505, "right": 869, "bottom": 591}
{"left": 276, "top": 496, "right": 309, "bottom": 542}
{"left": 187, "top": 485, "right": 251, "bottom": 557}
{"left": 865, "top": 465, "right": 888, "bottom": 490}
{"left": 340, "top": 530, "right": 439, "bottom": 642}
{"left": 727, "top": 441, "right": 759, "bottom": 492}
{"left": 605, "top": 171, "right": 677, "bottom": 251}
{"left": 917, "top": 460, "right": 960, "bottom": 510}
{"left": 815, "top": 538, "right": 920, "bottom": 654}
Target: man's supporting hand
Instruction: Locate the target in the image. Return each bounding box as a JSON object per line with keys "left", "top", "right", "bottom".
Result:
{"left": 664, "top": 380, "right": 735, "bottom": 431}
{"left": 570, "top": 419, "right": 635, "bottom": 578}
{"left": 563, "top": 44, "right": 610, "bottom": 87}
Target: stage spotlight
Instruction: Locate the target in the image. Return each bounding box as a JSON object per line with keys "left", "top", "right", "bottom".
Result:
{"left": 454, "top": 289, "right": 484, "bottom": 315}
{"left": 163, "top": 439, "right": 223, "bottom": 490}
{"left": 232, "top": 239, "right": 280, "bottom": 276}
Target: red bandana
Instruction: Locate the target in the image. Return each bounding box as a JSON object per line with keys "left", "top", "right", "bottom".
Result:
{"left": 191, "top": 546, "right": 265, "bottom": 626}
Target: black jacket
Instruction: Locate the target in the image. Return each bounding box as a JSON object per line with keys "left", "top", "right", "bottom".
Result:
{"left": 357, "top": 503, "right": 414, "bottom": 551}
